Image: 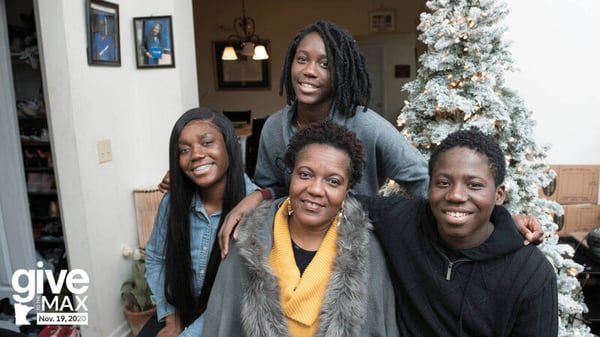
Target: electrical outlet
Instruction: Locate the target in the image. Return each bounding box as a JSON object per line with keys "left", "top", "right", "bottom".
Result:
{"left": 97, "top": 139, "right": 112, "bottom": 163}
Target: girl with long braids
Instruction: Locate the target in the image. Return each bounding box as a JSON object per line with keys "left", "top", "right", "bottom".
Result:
{"left": 258, "top": 20, "right": 429, "bottom": 196}
{"left": 216, "top": 20, "right": 429, "bottom": 256}
{"left": 141, "top": 107, "right": 266, "bottom": 337}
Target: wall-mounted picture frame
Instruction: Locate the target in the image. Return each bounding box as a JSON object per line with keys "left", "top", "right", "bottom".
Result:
{"left": 133, "top": 16, "right": 175, "bottom": 69}
{"left": 368, "top": 9, "right": 396, "bottom": 33}
{"left": 87, "top": 0, "right": 121, "bottom": 66}
{"left": 213, "top": 41, "right": 270, "bottom": 90}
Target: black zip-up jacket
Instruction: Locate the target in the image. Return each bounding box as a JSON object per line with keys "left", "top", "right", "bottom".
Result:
{"left": 357, "top": 195, "right": 558, "bottom": 337}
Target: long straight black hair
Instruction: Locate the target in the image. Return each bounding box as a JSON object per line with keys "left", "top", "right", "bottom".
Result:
{"left": 163, "top": 107, "right": 246, "bottom": 327}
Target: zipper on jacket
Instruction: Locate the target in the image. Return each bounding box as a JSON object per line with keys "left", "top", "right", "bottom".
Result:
{"left": 445, "top": 258, "right": 471, "bottom": 280}
{"left": 432, "top": 243, "right": 471, "bottom": 281}
{"left": 444, "top": 258, "right": 470, "bottom": 280}
{"left": 446, "top": 262, "right": 454, "bottom": 280}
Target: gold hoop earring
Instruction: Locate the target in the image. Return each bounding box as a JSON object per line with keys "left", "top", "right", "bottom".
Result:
{"left": 335, "top": 208, "right": 343, "bottom": 227}
{"left": 334, "top": 199, "right": 346, "bottom": 227}
{"left": 287, "top": 197, "right": 294, "bottom": 216}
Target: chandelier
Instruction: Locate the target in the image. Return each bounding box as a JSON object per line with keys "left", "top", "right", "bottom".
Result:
{"left": 221, "top": 0, "right": 269, "bottom": 61}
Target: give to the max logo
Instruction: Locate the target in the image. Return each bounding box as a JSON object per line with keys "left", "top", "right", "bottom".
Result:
{"left": 11, "top": 261, "right": 89, "bottom": 324}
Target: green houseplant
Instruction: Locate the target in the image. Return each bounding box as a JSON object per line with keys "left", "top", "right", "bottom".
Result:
{"left": 121, "top": 248, "right": 156, "bottom": 336}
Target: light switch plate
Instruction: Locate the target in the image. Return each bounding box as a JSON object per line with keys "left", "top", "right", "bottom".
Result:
{"left": 97, "top": 139, "right": 112, "bottom": 163}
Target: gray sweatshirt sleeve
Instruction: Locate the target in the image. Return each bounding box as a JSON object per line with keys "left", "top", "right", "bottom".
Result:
{"left": 253, "top": 113, "right": 289, "bottom": 198}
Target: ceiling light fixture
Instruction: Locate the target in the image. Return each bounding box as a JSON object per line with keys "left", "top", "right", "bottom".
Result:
{"left": 221, "top": 0, "right": 269, "bottom": 61}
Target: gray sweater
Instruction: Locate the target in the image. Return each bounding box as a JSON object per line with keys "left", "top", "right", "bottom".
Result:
{"left": 202, "top": 196, "right": 399, "bottom": 337}
{"left": 254, "top": 104, "right": 429, "bottom": 198}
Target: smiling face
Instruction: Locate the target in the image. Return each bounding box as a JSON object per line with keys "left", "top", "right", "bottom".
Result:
{"left": 291, "top": 32, "right": 334, "bottom": 113}
{"left": 288, "top": 144, "right": 350, "bottom": 231}
{"left": 177, "top": 120, "right": 229, "bottom": 192}
{"left": 428, "top": 147, "right": 506, "bottom": 249}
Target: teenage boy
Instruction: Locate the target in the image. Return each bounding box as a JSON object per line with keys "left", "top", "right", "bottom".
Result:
{"left": 359, "top": 129, "right": 558, "bottom": 336}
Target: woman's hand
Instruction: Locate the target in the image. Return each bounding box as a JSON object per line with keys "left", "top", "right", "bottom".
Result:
{"left": 512, "top": 215, "right": 544, "bottom": 245}
{"left": 158, "top": 170, "right": 170, "bottom": 193}
{"left": 157, "top": 313, "right": 182, "bottom": 337}
{"left": 218, "top": 190, "right": 265, "bottom": 258}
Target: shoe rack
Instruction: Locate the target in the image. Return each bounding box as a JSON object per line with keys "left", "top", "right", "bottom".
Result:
{"left": 19, "top": 111, "right": 66, "bottom": 268}
{"left": 9, "top": 3, "right": 68, "bottom": 274}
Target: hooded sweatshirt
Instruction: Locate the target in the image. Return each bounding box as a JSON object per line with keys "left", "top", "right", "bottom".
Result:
{"left": 358, "top": 195, "right": 558, "bottom": 337}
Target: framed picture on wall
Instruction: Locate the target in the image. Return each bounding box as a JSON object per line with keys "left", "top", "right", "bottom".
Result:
{"left": 213, "top": 41, "right": 270, "bottom": 90}
{"left": 133, "top": 16, "right": 176, "bottom": 69}
{"left": 87, "top": 0, "right": 121, "bottom": 66}
{"left": 368, "top": 9, "right": 396, "bottom": 33}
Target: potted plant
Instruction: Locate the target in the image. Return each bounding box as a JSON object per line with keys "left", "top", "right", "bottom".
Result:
{"left": 120, "top": 248, "right": 156, "bottom": 336}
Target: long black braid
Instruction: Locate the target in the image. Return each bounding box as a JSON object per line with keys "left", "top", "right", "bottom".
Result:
{"left": 279, "top": 20, "right": 371, "bottom": 117}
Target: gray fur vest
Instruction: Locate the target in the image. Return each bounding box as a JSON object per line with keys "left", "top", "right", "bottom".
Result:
{"left": 238, "top": 196, "right": 374, "bottom": 337}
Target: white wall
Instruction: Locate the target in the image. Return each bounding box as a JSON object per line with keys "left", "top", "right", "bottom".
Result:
{"left": 504, "top": 0, "right": 600, "bottom": 164}
{"left": 34, "top": 0, "right": 198, "bottom": 336}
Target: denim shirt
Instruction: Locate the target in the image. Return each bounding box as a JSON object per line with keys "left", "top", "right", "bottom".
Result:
{"left": 145, "top": 175, "right": 258, "bottom": 337}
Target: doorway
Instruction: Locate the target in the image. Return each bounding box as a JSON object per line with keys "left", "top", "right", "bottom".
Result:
{"left": 356, "top": 33, "right": 418, "bottom": 125}
{"left": 0, "top": 0, "right": 37, "bottom": 302}
{"left": 1, "top": 2, "right": 69, "bottom": 332}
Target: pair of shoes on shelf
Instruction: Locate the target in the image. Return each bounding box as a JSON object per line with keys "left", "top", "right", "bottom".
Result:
{"left": 22, "top": 149, "right": 52, "bottom": 168}
{"left": 30, "top": 129, "right": 49, "bottom": 142}
{"left": 27, "top": 173, "right": 55, "bottom": 192}
{"left": 20, "top": 129, "right": 49, "bottom": 143}
{"left": 38, "top": 247, "right": 64, "bottom": 269}
{"left": 17, "top": 100, "right": 40, "bottom": 117}
{"left": 39, "top": 222, "right": 62, "bottom": 241}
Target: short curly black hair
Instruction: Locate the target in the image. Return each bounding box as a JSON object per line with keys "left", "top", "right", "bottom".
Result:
{"left": 429, "top": 129, "right": 506, "bottom": 186}
{"left": 284, "top": 120, "right": 364, "bottom": 188}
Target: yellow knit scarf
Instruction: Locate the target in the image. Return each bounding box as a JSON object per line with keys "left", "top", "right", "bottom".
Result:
{"left": 269, "top": 199, "right": 339, "bottom": 336}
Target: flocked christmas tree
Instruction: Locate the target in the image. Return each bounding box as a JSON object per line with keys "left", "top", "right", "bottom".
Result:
{"left": 397, "top": 0, "right": 594, "bottom": 335}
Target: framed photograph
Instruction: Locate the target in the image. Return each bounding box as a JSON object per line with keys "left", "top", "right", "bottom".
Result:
{"left": 133, "top": 16, "right": 175, "bottom": 69}
{"left": 369, "top": 9, "right": 396, "bottom": 33}
{"left": 87, "top": 0, "right": 121, "bottom": 66}
{"left": 213, "top": 41, "right": 270, "bottom": 90}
